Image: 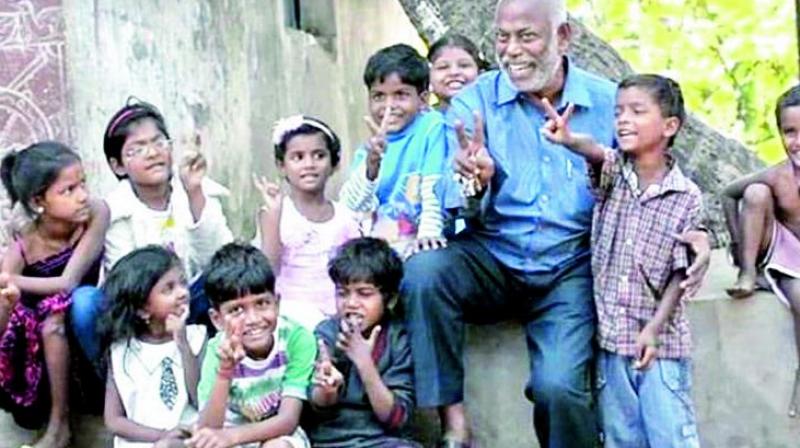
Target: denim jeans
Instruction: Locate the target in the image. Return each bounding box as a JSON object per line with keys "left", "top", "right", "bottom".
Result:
{"left": 401, "top": 234, "right": 598, "bottom": 448}
{"left": 597, "top": 350, "right": 700, "bottom": 448}
{"left": 70, "top": 275, "right": 212, "bottom": 366}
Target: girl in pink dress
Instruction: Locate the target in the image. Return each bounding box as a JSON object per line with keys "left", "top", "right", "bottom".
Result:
{"left": 0, "top": 142, "right": 106, "bottom": 448}
{"left": 254, "top": 116, "right": 360, "bottom": 329}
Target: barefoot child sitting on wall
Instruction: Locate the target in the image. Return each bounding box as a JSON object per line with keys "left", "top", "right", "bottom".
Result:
{"left": 722, "top": 84, "right": 800, "bottom": 416}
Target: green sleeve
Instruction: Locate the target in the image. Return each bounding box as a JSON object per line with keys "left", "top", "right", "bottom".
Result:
{"left": 198, "top": 333, "right": 222, "bottom": 408}
{"left": 281, "top": 324, "right": 317, "bottom": 400}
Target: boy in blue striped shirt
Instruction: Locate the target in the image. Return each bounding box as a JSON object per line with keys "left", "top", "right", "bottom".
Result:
{"left": 340, "top": 44, "right": 450, "bottom": 258}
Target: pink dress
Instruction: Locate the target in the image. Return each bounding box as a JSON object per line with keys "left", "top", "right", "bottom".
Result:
{"left": 276, "top": 198, "right": 361, "bottom": 327}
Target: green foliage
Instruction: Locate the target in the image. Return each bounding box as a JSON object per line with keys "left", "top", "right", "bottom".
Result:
{"left": 568, "top": 0, "right": 798, "bottom": 163}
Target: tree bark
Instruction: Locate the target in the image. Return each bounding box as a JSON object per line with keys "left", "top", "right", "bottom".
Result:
{"left": 399, "top": 0, "right": 765, "bottom": 246}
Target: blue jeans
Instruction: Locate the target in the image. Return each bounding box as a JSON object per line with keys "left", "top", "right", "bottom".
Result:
{"left": 70, "top": 275, "right": 212, "bottom": 366}
{"left": 401, "top": 235, "right": 598, "bottom": 448}
{"left": 597, "top": 350, "right": 700, "bottom": 448}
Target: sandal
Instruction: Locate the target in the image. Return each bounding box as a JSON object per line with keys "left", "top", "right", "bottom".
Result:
{"left": 789, "top": 367, "right": 800, "bottom": 418}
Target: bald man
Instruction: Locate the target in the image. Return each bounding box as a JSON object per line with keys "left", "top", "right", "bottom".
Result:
{"left": 401, "top": 1, "right": 710, "bottom": 447}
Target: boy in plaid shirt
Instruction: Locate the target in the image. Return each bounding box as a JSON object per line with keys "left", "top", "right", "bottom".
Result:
{"left": 542, "top": 74, "right": 702, "bottom": 447}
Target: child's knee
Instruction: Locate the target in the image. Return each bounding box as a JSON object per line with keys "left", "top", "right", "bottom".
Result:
{"left": 42, "top": 312, "right": 67, "bottom": 337}
{"left": 742, "top": 183, "right": 772, "bottom": 206}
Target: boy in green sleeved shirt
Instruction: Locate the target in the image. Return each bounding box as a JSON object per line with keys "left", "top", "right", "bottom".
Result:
{"left": 190, "top": 243, "right": 316, "bottom": 448}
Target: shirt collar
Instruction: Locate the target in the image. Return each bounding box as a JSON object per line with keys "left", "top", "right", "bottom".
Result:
{"left": 387, "top": 112, "right": 421, "bottom": 142}
{"left": 659, "top": 156, "right": 691, "bottom": 194}
{"left": 622, "top": 153, "right": 691, "bottom": 197}
{"left": 496, "top": 57, "right": 594, "bottom": 110}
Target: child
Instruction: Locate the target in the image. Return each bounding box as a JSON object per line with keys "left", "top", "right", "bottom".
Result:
{"left": 542, "top": 74, "right": 702, "bottom": 446}
{"left": 71, "top": 99, "right": 233, "bottom": 362}
{"left": 722, "top": 84, "right": 800, "bottom": 416}
{"left": 254, "top": 115, "right": 360, "bottom": 329}
{"left": 100, "top": 246, "right": 207, "bottom": 448}
{"left": 304, "top": 237, "right": 418, "bottom": 448}
{"left": 191, "top": 243, "right": 316, "bottom": 448}
{"left": 0, "top": 141, "right": 106, "bottom": 448}
{"left": 427, "top": 34, "right": 487, "bottom": 112}
{"left": 339, "top": 43, "right": 449, "bottom": 257}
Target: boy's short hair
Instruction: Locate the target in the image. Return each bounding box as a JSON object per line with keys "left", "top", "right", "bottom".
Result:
{"left": 204, "top": 242, "right": 276, "bottom": 309}
{"left": 103, "top": 99, "right": 170, "bottom": 178}
{"left": 775, "top": 84, "right": 800, "bottom": 130}
{"left": 363, "top": 44, "right": 429, "bottom": 94}
{"left": 618, "top": 74, "right": 685, "bottom": 147}
{"left": 328, "top": 237, "right": 403, "bottom": 298}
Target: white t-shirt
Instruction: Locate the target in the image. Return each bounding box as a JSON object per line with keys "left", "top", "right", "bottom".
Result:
{"left": 110, "top": 325, "right": 207, "bottom": 448}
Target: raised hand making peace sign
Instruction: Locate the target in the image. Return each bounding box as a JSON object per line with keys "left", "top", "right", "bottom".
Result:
{"left": 363, "top": 102, "right": 393, "bottom": 181}
{"left": 453, "top": 110, "right": 495, "bottom": 197}
{"left": 539, "top": 98, "right": 605, "bottom": 163}
{"left": 540, "top": 98, "right": 576, "bottom": 146}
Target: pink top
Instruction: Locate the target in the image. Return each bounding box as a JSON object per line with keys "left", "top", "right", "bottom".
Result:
{"left": 276, "top": 198, "right": 361, "bottom": 317}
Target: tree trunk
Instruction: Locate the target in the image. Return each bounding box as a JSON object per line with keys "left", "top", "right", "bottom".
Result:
{"left": 398, "top": 0, "right": 765, "bottom": 246}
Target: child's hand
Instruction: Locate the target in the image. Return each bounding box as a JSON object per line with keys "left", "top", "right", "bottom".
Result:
{"left": 313, "top": 339, "right": 344, "bottom": 393}
{"left": 165, "top": 305, "right": 190, "bottom": 343}
{"left": 540, "top": 98, "right": 576, "bottom": 146}
{"left": 408, "top": 236, "right": 447, "bottom": 257}
{"left": 218, "top": 317, "right": 245, "bottom": 374}
{"left": 186, "top": 426, "right": 233, "bottom": 448}
{"left": 0, "top": 273, "right": 20, "bottom": 309}
{"left": 453, "top": 111, "right": 494, "bottom": 196}
{"left": 159, "top": 425, "right": 191, "bottom": 442}
{"left": 253, "top": 175, "right": 283, "bottom": 218}
{"left": 179, "top": 137, "right": 207, "bottom": 195}
{"left": 363, "top": 107, "right": 392, "bottom": 181}
{"left": 633, "top": 324, "right": 660, "bottom": 370}
{"left": 337, "top": 320, "right": 381, "bottom": 369}
{"left": 674, "top": 229, "right": 711, "bottom": 298}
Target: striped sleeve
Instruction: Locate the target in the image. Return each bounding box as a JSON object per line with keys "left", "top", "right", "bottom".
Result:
{"left": 416, "top": 173, "right": 444, "bottom": 238}
{"left": 339, "top": 148, "right": 379, "bottom": 213}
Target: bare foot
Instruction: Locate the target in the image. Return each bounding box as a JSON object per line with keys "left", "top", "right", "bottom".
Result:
{"left": 726, "top": 272, "right": 757, "bottom": 299}
{"left": 32, "top": 421, "right": 70, "bottom": 448}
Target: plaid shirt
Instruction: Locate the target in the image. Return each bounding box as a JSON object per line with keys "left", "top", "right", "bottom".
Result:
{"left": 590, "top": 149, "right": 702, "bottom": 359}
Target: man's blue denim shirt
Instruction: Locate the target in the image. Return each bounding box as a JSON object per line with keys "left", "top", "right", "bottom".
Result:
{"left": 444, "top": 60, "right": 617, "bottom": 274}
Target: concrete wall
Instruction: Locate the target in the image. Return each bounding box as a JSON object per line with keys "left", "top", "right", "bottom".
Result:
{"left": 61, "top": 0, "right": 424, "bottom": 237}
{"left": 448, "top": 252, "right": 800, "bottom": 447}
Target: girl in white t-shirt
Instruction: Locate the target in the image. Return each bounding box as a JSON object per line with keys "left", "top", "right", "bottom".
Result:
{"left": 254, "top": 115, "right": 361, "bottom": 329}
{"left": 99, "top": 246, "right": 207, "bottom": 448}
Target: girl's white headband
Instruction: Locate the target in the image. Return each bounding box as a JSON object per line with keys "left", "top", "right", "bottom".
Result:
{"left": 272, "top": 115, "right": 336, "bottom": 146}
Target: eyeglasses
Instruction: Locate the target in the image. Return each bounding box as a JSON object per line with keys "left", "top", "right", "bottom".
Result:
{"left": 123, "top": 136, "right": 172, "bottom": 159}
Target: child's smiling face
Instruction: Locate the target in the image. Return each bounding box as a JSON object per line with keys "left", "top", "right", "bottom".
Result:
{"left": 430, "top": 45, "right": 480, "bottom": 103}
{"left": 779, "top": 105, "right": 800, "bottom": 168}
{"left": 614, "top": 86, "right": 679, "bottom": 155}
{"left": 212, "top": 292, "right": 279, "bottom": 360}
{"left": 141, "top": 266, "right": 189, "bottom": 326}
{"left": 367, "top": 73, "right": 429, "bottom": 134}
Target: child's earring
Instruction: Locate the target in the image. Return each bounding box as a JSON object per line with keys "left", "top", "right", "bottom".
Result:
{"left": 136, "top": 310, "right": 151, "bottom": 326}
{"left": 29, "top": 203, "right": 44, "bottom": 218}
